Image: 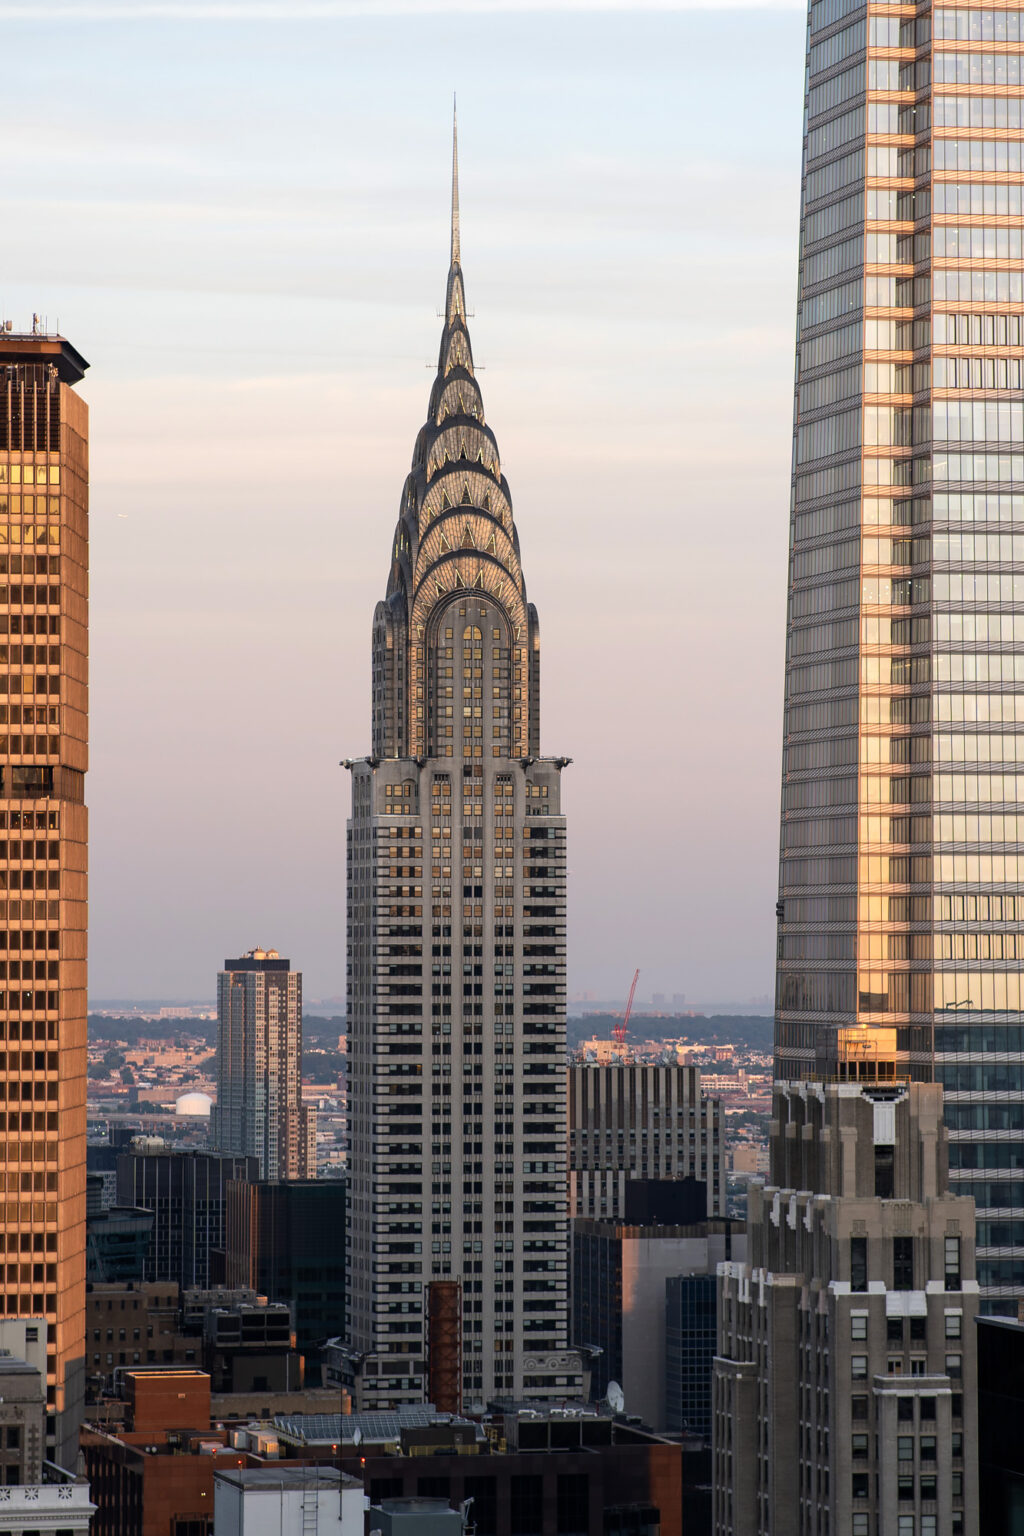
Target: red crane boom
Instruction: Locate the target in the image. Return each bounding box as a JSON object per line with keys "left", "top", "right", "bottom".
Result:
{"left": 614, "top": 969, "right": 640, "bottom": 1046}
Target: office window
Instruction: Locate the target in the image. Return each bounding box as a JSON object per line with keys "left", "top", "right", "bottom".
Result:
{"left": 851, "top": 1235, "right": 868, "bottom": 1291}
{"left": 945, "top": 1313, "right": 962, "bottom": 1338}
{"left": 853, "top": 1472, "right": 870, "bottom": 1498}
{"left": 556, "top": 1474, "right": 589, "bottom": 1535}
{"left": 464, "top": 1477, "right": 498, "bottom": 1536}
{"left": 945, "top": 1237, "right": 962, "bottom": 1290}
{"left": 852, "top": 1313, "right": 868, "bottom": 1340}
{"left": 898, "top": 1436, "right": 914, "bottom": 1461}
{"left": 894, "top": 1236, "right": 914, "bottom": 1290}
{"left": 510, "top": 1476, "right": 543, "bottom": 1536}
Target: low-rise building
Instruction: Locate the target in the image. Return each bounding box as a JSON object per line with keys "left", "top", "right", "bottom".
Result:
{"left": 277, "top": 1404, "right": 682, "bottom": 1536}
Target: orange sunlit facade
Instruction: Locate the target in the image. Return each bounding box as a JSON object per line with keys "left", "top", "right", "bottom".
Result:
{"left": 0, "top": 332, "right": 88, "bottom": 1463}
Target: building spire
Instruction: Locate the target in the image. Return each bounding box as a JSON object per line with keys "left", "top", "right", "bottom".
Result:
{"left": 451, "top": 95, "right": 460, "bottom": 267}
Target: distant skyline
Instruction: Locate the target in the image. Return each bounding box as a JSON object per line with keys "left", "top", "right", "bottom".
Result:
{"left": 3, "top": 5, "right": 805, "bottom": 1002}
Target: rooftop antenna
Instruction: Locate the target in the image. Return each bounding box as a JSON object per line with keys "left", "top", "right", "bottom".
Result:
{"left": 451, "top": 93, "right": 460, "bottom": 266}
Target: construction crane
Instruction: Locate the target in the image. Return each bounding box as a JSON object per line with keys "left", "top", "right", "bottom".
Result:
{"left": 614, "top": 968, "right": 640, "bottom": 1046}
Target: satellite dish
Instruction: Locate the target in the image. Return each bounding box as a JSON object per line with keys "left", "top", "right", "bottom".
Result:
{"left": 606, "top": 1381, "right": 625, "bottom": 1414}
{"left": 352, "top": 1427, "right": 362, "bottom": 1447}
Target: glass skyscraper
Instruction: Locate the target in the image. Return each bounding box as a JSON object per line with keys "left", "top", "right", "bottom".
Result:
{"left": 776, "top": 0, "right": 1024, "bottom": 1310}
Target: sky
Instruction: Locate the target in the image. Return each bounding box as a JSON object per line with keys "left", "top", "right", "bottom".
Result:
{"left": 0, "top": 1, "right": 807, "bottom": 1005}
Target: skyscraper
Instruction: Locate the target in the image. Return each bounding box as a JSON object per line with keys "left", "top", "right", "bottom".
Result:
{"left": 776, "top": 0, "right": 1024, "bottom": 1309}
{"left": 0, "top": 329, "right": 89, "bottom": 1467}
{"left": 343, "top": 120, "right": 579, "bottom": 1411}
{"left": 212, "top": 949, "right": 315, "bottom": 1179}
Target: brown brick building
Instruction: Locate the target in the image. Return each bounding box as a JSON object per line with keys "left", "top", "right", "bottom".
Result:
{"left": 82, "top": 1370, "right": 245, "bottom": 1536}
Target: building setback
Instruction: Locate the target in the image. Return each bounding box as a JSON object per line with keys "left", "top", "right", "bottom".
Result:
{"left": 212, "top": 949, "right": 314, "bottom": 1180}
{"left": 713, "top": 1081, "right": 978, "bottom": 1536}
{"left": 568, "top": 1063, "right": 725, "bottom": 1219}
{"left": 343, "top": 119, "right": 578, "bottom": 1410}
{"left": 775, "top": 0, "right": 1024, "bottom": 1311}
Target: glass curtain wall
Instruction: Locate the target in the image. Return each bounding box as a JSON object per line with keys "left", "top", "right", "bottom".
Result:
{"left": 777, "top": 0, "right": 1024, "bottom": 1310}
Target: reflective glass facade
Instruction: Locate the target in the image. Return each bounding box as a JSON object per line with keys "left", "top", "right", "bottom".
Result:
{"left": 777, "top": 0, "right": 1024, "bottom": 1310}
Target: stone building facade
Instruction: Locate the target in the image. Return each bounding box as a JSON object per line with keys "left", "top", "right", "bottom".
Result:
{"left": 713, "top": 1081, "right": 978, "bottom": 1536}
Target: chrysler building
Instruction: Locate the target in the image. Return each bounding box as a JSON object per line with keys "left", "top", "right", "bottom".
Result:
{"left": 343, "top": 118, "right": 580, "bottom": 1410}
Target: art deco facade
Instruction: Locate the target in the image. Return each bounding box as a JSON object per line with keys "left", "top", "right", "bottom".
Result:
{"left": 0, "top": 332, "right": 88, "bottom": 1468}
{"left": 713, "top": 1082, "right": 978, "bottom": 1536}
{"left": 776, "top": 0, "right": 1024, "bottom": 1309}
{"left": 343, "top": 127, "right": 579, "bottom": 1410}
{"left": 212, "top": 949, "right": 314, "bottom": 1180}
{"left": 568, "top": 1062, "right": 726, "bottom": 1220}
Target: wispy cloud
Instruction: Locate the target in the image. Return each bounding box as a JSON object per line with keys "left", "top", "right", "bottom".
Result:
{"left": 0, "top": 0, "right": 802, "bottom": 15}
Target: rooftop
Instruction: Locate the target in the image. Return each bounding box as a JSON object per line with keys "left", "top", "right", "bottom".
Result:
{"left": 214, "top": 1466, "right": 361, "bottom": 1492}
{"left": 275, "top": 1406, "right": 481, "bottom": 1447}
{"left": 0, "top": 332, "right": 89, "bottom": 383}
